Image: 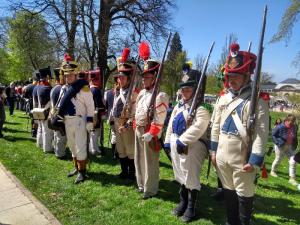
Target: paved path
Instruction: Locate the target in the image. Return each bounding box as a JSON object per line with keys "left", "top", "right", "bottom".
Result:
{"left": 0, "top": 163, "right": 61, "bottom": 225}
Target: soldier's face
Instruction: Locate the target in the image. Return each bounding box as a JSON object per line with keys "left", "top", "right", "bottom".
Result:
{"left": 181, "top": 87, "right": 193, "bottom": 101}
{"left": 142, "top": 73, "right": 155, "bottom": 89}
{"left": 228, "top": 73, "right": 249, "bottom": 91}
{"left": 117, "top": 76, "right": 129, "bottom": 88}
{"left": 65, "top": 73, "right": 77, "bottom": 84}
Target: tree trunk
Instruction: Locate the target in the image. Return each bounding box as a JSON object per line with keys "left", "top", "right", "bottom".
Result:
{"left": 97, "top": 0, "right": 113, "bottom": 87}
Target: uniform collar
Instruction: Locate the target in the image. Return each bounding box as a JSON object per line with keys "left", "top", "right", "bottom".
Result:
{"left": 228, "top": 83, "right": 251, "bottom": 97}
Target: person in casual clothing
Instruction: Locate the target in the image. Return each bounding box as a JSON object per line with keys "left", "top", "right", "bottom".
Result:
{"left": 271, "top": 114, "right": 298, "bottom": 186}
{"left": 5, "top": 82, "right": 15, "bottom": 116}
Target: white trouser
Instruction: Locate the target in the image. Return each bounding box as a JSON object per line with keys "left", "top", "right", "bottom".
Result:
{"left": 170, "top": 134, "right": 207, "bottom": 191}
{"left": 41, "top": 120, "right": 54, "bottom": 153}
{"left": 53, "top": 130, "right": 67, "bottom": 157}
{"left": 271, "top": 144, "right": 296, "bottom": 178}
{"left": 36, "top": 120, "right": 43, "bottom": 148}
{"left": 65, "top": 116, "right": 87, "bottom": 160}
{"left": 110, "top": 124, "right": 116, "bottom": 144}
{"left": 216, "top": 133, "right": 257, "bottom": 197}
{"left": 89, "top": 128, "right": 101, "bottom": 154}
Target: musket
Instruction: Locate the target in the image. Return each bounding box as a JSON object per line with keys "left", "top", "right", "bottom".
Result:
{"left": 247, "top": 41, "right": 252, "bottom": 52}
{"left": 119, "top": 56, "right": 141, "bottom": 127}
{"left": 245, "top": 5, "right": 268, "bottom": 164}
{"left": 147, "top": 32, "right": 172, "bottom": 123}
{"left": 183, "top": 42, "right": 215, "bottom": 162}
{"left": 186, "top": 42, "right": 215, "bottom": 128}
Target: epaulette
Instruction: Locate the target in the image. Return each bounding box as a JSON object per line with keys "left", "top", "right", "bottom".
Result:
{"left": 82, "top": 85, "right": 90, "bottom": 92}
{"left": 201, "top": 102, "right": 213, "bottom": 114}
{"left": 259, "top": 92, "right": 270, "bottom": 101}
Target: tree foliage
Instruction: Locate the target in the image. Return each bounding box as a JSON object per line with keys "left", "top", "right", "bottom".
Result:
{"left": 9, "top": 0, "right": 175, "bottom": 84}
{"left": 6, "top": 10, "right": 55, "bottom": 81}
{"left": 271, "top": 0, "right": 300, "bottom": 73}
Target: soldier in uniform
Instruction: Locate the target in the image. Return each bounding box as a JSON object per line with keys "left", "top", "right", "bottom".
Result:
{"left": 111, "top": 58, "right": 138, "bottom": 180}
{"left": 210, "top": 43, "right": 269, "bottom": 225}
{"left": 164, "top": 69, "right": 210, "bottom": 222}
{"left": 24, "top": 73, "right": 39, "bottom": 137}
{"left": 54, "top": 54, "right": 95, "bottom": 184}
{"left": 37, "top": 67, "right": 54, "bottom": 153}
{"left": 32, "top": 71, "right": 43, "bottom": 147}
{"left": 50, "top": 68, "right": 67, "bottom": 159}
{"left": 134, "top": 59, "right": 169, "bottom": 199}
{"left": 89, "top": 69, "right": 105, "bottom": 156}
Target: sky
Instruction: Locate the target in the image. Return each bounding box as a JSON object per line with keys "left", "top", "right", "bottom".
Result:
{"left": 0, "top": 0, "right": 299, "bottom": 83}
{"left": 173, "top": 0, "right": 300, "bottom": 83}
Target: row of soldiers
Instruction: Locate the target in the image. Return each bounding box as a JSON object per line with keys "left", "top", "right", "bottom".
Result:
{"left": 25, "top": 42, "right": 269, "bottom": 225}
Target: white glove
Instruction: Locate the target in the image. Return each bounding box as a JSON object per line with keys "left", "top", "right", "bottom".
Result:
{"left": 86, "top": 122, "right": 94, "bottom": 132}
{"left": 142, "top": 132, "right": 153, "bottom": 142}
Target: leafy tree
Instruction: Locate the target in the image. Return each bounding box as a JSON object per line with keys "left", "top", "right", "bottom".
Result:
{"left": 0, "top": 48, "right": 9, "bottom": 84}
{"left": 205, "top": 75, "right": 222, "bottom": 95}
{"left": 271, "top": 0, "right": 300, "bottom": 72}
{"left": 161, "top": 51, "right": 187, "bottom": 99}
{"left": 11, "top": 0, "right": 176, "bottom": 85}
{"left": 6, "top": 10, "right": 55, "bottom": 81}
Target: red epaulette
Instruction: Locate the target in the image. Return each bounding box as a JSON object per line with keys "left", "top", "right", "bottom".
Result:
{"left": 259, "top": 92, "right": 270, "bottom": 101}
{"left": 134, "top": 87, "right": 140, "bottom": 94}
{"left": 219, "top": 90, "right": 226, "bottom": 96}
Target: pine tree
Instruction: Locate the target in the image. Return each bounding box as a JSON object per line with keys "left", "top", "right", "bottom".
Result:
{"left": 167, "top": 32, "right": 183, "bottom": 61}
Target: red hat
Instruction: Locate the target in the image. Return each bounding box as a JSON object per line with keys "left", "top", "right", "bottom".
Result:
{"left": 224, "top": 43, "right": 257, "bottom": 76}
{"left": 114, "top": 48, "right": 134, "bottom": 77}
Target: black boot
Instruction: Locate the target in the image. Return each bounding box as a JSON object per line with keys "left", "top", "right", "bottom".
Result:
{"left": 181, "top": 189, "right": 199, "bottom": 223}
{"left": 238, "top": 195, "right": 254, "bottom": 225}
{"left": 68, "top": 158, "right": 78, "bottom": 177}
{"left": 119, "top": 157, "right": 128, "bottom": 179}
{"left": 75, "top": 170, "right": 86, "bottom": 184}
{"left": 128, "top": 158, "right": 136, "bottom": 180}
{"left": 74, "top": 160, "right": 87, "bottom": 184}
{"left": 112, "top": 144, "right": 118, "bottom": 159}
{"left": 211, "top": 178, "right": 224, "bottom": 201}
{"left": 224, "top": 189, "right": 240, "bottom": 225}
{"left": 172, "top": 184, "right": 188, "bottom": 217}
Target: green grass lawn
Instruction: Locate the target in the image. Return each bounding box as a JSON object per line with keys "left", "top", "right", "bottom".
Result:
{"left": 0, "top": 109, "right": 299, "bottom": 225}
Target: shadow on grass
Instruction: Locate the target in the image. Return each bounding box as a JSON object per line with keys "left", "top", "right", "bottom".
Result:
{"left": 4, "top": 121, "right": 22, "bottom": 125}
{"left": 159, "top": 160, "right": 173, "bottom": 170}
{"left": 255, "top": 193, "right": 300, "bottom": 224}
{"left": 3, "top": 127, "right": 28, "bottom": 134}
{"left": 2, "top": 135, "right": 35, "bottom": 143}
{"left": 258, "top": 183, "right": 299, "bottom": 195}
{"left": 88, "top": 171, "right": 136, "bottom": 188}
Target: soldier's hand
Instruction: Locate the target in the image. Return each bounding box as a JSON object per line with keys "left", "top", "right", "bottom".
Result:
{"left": 176, "top": 139, "right": 186, "bottom": 155}
{"left": 86, "top": 122, "right": 94, "bottom": 132}
{"left": 242, "top": 163, "right": 254, "bottom": 173}
{"left": 211, "top": 154, "right": 217, "bottom": 167}
{"left": 142, "top": 132, "right": 153, "bottom": 142}
{"left": 118, "top": 126, "right": 127, "bottom": 133}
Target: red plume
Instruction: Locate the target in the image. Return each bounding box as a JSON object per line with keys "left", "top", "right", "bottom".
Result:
{"left": 121, "top": 48, "right": 130, "bottom": 63}
{"left": 139, "top": 41, "right": 150, "bottom": 60}
{"left": 64, "top": 53, "right": 72, "bottom": 62}
{"left": 230, "top": 43, "right": 240, "bottom": 52}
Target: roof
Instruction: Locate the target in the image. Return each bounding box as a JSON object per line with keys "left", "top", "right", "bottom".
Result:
{"left": 279, "top": 78, "right": 300, "bottom": 84}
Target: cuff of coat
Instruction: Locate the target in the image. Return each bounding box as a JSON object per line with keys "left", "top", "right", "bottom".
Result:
{"left": 210, "top": 141, "right": 218, "bottom": 151}
{"left": 86, "top": 116, "right": 93, "bottom": 123}
{"left": 164, "top": 143, "right": 170, "bottom": 149}
{"left": 248, "top": 153, "right": 264, "bottom": 167}
{"left": 149, "top": 124, "right": 161, "bottom": 136}
{"left": 176, "top": 139, "right": 187, "bottom": 148}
